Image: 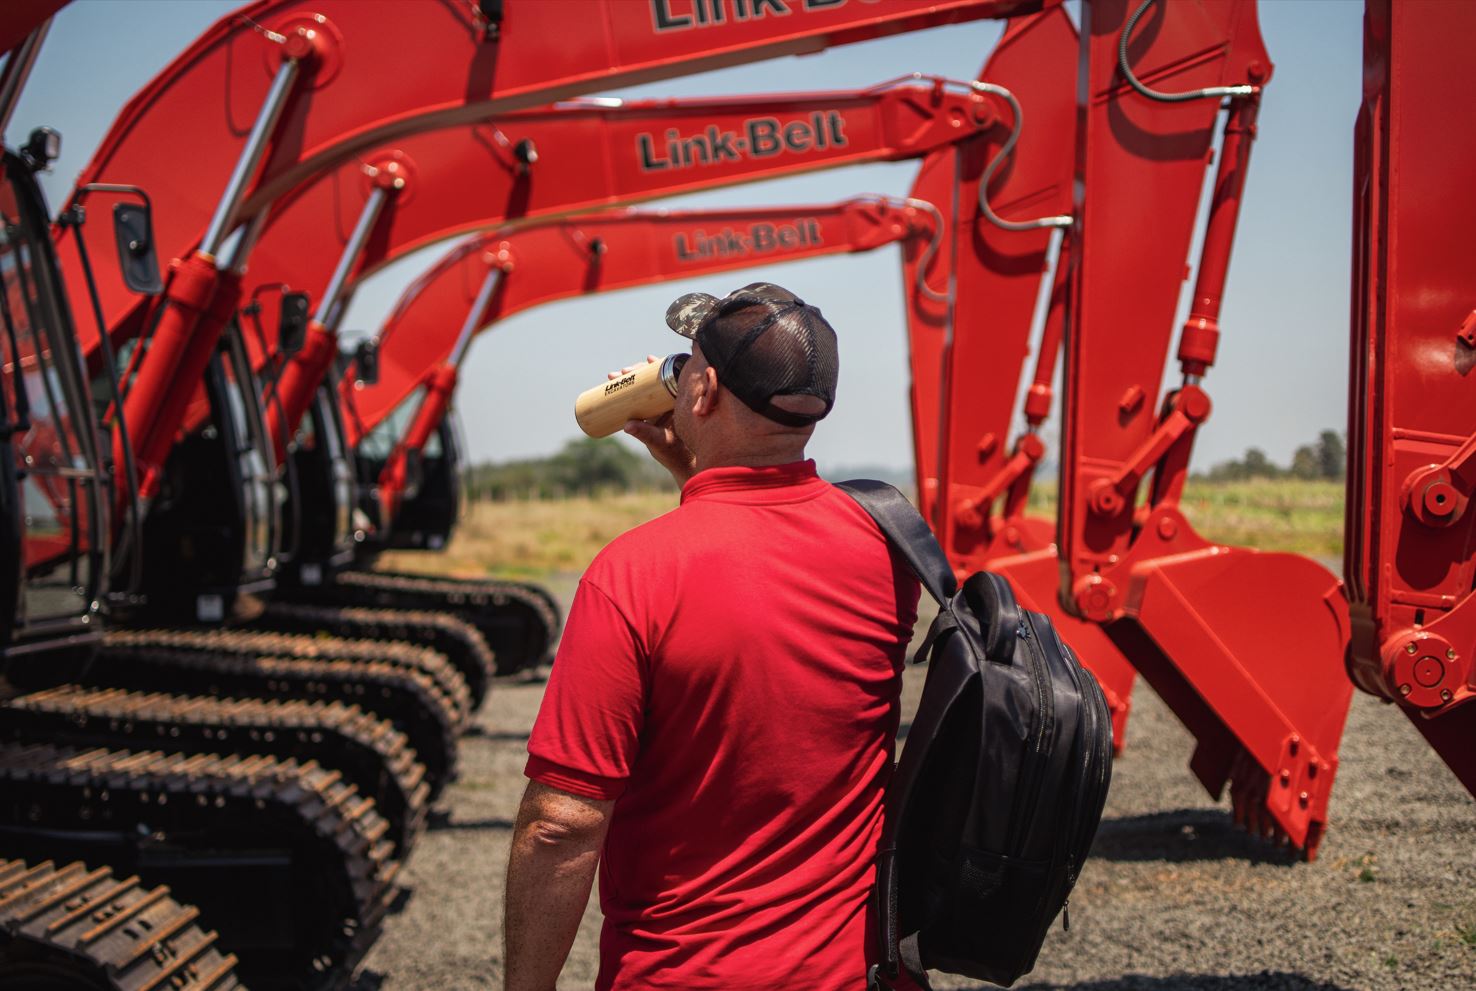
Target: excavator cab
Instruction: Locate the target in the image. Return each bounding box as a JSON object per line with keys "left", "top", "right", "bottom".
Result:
{"left": 352, "top": 386, "right": 412, "bottom": 552}
{"left": 383, "top": 413, "right": 463, "bottom": 552}
{"left": 0, "top": 151, "right": 107, "bottom": 657}
{"left": 135, "top": 319, "right": 282, "bottom": 622}
{"left": 279, "top": 381, "right": 358, "bottom": 587}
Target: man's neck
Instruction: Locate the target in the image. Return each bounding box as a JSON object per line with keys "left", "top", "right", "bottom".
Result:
{"left": 693, "top": 441, "right": 808, "bottom": 474}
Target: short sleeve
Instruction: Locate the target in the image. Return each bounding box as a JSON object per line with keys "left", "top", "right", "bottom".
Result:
{"left": 526, "top": 578, "right": 646, "bottom": 801}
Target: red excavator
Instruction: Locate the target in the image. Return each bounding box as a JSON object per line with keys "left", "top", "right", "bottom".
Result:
{"left": 4, "top": 1, "right": 1471, "bottom": 984}
{"left": 1344, "top": 0, "right": 1475, "bottom": 796}
{"left": 59, "top": 4, "right": 1041, "bottom": 680}
{"left": 2, "top": 1, "right": 1054, "bottom": 985}
{"left": 333, "top": 0, "right": 1476, "bottom": 858}
{"left": 220, "top": 0, "right": 1466, "bottom": 860}
{"left": 0, "top": 13, "right": 378, "bottom": 989}
{"left": 181, "top": 84, "right": 1034, "bottom": 670}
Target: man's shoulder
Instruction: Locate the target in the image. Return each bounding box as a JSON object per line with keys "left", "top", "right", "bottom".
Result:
{"left": 585, "top": 501, "right": 690, "bottom": 580}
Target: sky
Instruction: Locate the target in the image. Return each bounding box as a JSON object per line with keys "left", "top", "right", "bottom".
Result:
{"left": 11, "top": 0, "right": 1365, "bottom": 475}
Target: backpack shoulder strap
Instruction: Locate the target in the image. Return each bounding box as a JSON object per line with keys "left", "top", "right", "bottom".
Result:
{"left": 838, "top": 479, "right": 958, "bottom": 605}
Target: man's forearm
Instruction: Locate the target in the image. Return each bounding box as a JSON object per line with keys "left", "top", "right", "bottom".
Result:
{"left": 504, "top": 782, "right": 612, "bottom": 991}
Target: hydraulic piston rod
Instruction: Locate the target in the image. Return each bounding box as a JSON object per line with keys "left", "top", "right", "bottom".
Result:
{"left": 447, "top": 267, "right": 503, "bottom": 370}
{"left": 267, "top": 177, "right": 399, "bottom": 461}
{"left": 201, "top": 58, "right": 302, "bottom": 260}
{"left": 117, "top": 45, "right": 307, "bottom": 512}
{"left": 0, "top": 19, "right": 50, "bottom": 139}
{"left": 376, "top": 265, "right": 503, "bottom": 526}
{"left": 316, "top": 183, "right": 393, "bottom": 330}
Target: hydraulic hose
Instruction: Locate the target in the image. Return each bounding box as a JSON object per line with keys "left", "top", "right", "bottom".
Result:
{"left": 970, "top": 82, "right": 1074, "bottom": 232}
{"left": 1118, "top": 0, "right": 1257, "bottom": 103}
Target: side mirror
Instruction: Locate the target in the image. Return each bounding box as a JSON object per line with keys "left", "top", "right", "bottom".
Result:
{"left": 354, "top": 338, "right": 379, "bottom": 386}
{"left": 21, "top": 127, "right": 60, "bottom": 172}
{"left": 112, "top": 201, "right": 162, "bottom": 295}
{"left": 279, "top": 292, "right": 310, "bottom": 356}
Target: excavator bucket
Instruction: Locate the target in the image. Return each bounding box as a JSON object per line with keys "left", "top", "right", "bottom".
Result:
{"left": 1039, "top": 0, "right": 1352, "bottom": 856}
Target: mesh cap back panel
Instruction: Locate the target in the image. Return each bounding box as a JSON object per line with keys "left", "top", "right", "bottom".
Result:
{"left": 698, "top": 292, "right": 839, "bottom": 426}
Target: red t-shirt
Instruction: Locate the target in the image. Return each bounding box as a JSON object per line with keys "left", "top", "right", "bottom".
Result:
{"left": 526, "top": 460, "right": 920, "bottom": 991}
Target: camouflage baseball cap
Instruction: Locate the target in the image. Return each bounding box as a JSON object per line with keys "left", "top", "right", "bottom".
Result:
{"left": 664, "top": 282, "right": 838, "bottom": 427}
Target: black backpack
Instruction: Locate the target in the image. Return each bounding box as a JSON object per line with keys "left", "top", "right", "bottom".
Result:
{"left": 839, "top": 480, "right": 1114, "bottom": 990}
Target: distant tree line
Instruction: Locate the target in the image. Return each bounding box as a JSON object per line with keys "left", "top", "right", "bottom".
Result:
{"left": 464, "top": 437, "right": 676, "bottom": 501}
{"left": 1198, "top": 430, "right": 1346, "bottom": 482}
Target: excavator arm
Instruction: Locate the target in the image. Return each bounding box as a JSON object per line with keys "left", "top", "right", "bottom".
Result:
{"left": 55, "top": 0, "right": 1047, "bottom": 529}
{"left": 988, "top": 0, "right": 1351, "bottom": 857}
{"left": 357, "top": 197, "right": 932, "bottom": 521}
{"left": 238, "top": 79, "right": 1003, "bottom": 456}
{"left": 1346, "top": 0, "right": 1476, "bottom": 793}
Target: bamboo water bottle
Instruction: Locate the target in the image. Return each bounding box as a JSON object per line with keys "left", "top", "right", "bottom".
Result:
{"left": 574, "top": 353, "right": 689, "bottom": 437}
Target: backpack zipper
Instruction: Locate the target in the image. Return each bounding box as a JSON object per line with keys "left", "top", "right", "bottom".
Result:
{"left": 1005, "top": 615, "right": 1054, "bottom": 854}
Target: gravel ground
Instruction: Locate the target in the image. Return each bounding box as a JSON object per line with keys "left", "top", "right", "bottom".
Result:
{"left": 353, "top": 589, "right": 1476, "bottom": 991}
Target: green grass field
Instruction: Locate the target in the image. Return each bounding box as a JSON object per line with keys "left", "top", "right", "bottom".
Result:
{"left": 376, "top": 478, "right": 1344, "bottom": 580}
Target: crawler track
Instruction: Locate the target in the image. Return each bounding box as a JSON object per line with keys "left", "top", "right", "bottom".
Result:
{"left": 97, "top": 630, "right": 460, "bottom": 798}
{"left": 0, "top": 744, "right": 398, "bottom": 990}
{"left": 0, "top": 686, "right": 429, "bottom": 855}
{"left": 114, "top": 628, "right": 471, "bottom": 726}
{"left": 372, "top": 569, "right": 562, "bottom": 635}
{"left": 257, "top": 602, "right": 496, "bottom": 709}
{"left": 0, "top": 857, "right": 244, "bottom": 990}
{"left": 316, "top": 571, "right": 560, "bottom": 675}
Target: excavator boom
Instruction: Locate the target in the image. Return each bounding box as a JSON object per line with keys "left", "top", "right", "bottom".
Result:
{"left": 358, "top": 198, "right": 931, "bottom": 437}
{"left": 61, "top": 0, "right": 1047, "bottom": 357}
{"left": 56, "top": 0, "right": 1047, "bottom": 532}
{"left": 360, "top": 197, "right": 930, "bottom": 521}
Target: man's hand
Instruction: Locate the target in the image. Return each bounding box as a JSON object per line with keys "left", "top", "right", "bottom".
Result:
{"left": 504, "top": 781, "right": 613, "bottom": 991}
{"left": 611, "top": 356, "right": 697, "bottom": 486}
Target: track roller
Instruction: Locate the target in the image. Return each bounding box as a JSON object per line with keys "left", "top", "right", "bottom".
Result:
{"left": 0, "top": 686, "right": 429, "bottom": 855}
{"left": 0, "top": 744, "right": 397, "bottom": 989}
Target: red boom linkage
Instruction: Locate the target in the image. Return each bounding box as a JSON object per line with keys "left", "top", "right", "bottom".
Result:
{"left": 1346, "top": 0, "right": 1476, "bottom": 793}
{"left": 359, "top": 198, "right": 932, "bottom": 522}
{"left": 898, "top": 9, "right": 1139, "bottom": 749}
{"left": 235, "top": 79, "right": 1005, "bottom": 455}
{"left": 990, "top": 0, "right": 1352, "bottom": 856}
{"left": 57, "top": 0, "right": 1049, "bottom": 525}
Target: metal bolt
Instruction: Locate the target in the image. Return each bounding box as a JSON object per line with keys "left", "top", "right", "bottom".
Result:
{"left": 1441, "top": 689, "right": 1453, "bottom": 703}
{"left": 1398, "top": 683, "right": 1412, "bottom": 696}
{"left": 1406, "top": 641, "right": 1418, "bottom": 653}
{"left": 1448, "top": 648, "right": 1458, "bottom": 661}
{"left": 1279, "top": 769, "right": 1291, "bottom": 785}
{"left": 1298, "top": 791, "right": 1309, "bottom": 807}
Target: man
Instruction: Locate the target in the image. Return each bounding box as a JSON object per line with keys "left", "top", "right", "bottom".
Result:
{"left": 504, "top": 283, "right": 920, "bottom": 991}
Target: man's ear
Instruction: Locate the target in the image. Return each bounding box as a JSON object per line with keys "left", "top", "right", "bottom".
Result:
{"left": 691, "top": 365, "right": 719, "bottom": 417}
